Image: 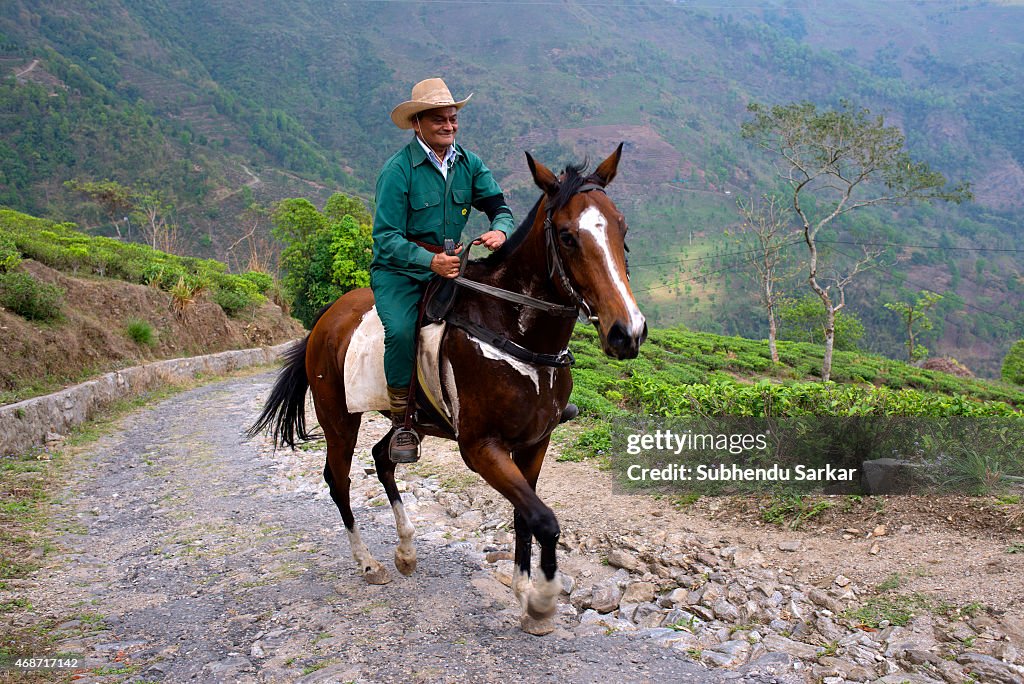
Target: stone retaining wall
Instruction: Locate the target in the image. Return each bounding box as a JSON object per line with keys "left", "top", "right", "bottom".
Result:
{"left": 0, "top": 341, "right": 297, "bottom": 456}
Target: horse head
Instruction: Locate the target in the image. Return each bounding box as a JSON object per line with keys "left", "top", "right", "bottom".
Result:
{"left": 526, "top": 144, "right": 648, "bottom": 359}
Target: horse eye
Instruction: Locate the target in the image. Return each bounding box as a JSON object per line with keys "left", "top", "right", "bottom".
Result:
{"left": 559, "top": 231, "right": 577, "bottom": 248}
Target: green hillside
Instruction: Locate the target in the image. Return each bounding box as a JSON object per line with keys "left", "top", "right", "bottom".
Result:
{"left": 1, "top": 0, "right": 1022, "bottom": 374}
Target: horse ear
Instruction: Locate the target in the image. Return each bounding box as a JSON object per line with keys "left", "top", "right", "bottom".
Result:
{"left": 526, "top": 151, "right": 560, "bottom": 196}
{"left": 593, "top": 142, "right": 624, "bottom": 186}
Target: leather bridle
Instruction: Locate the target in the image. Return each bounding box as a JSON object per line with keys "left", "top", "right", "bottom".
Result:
{"left": 443, "top": 181, "right": 625, "bottom": 367}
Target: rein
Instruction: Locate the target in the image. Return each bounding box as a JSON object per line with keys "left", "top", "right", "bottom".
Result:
{"left": 440, "top": 182, "right": 608, "bottom": 368}
{"left": 451, "top": 276, "right": 578, "bottom": 318}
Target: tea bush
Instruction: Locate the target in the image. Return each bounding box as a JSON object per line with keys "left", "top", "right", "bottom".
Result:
{"left": 0, "top": 209, "right": 270, "bottom": 317}
{"left": 1003, "top": 341, "right": 1024, "bottom": 386}
{"left": 0, "top": 271, "right": 64, "bottom": 321}
{"left": 0, "top": 234, "right": 20, "bottom": 273}
{"left": 568, "top": 324, "right": 1024, "bottom": 419}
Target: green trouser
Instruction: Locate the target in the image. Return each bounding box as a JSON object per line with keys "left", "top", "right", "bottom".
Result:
{"left": 371, "top": 268, "right": 429, "bottom": 389}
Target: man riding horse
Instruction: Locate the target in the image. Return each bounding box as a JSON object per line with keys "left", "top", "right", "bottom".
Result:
{"left": 373, "top": 77, "right": 575, "bottom": 463}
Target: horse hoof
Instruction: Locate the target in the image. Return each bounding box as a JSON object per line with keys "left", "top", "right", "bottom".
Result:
{"left": 395, "top": 552, "right": 417, "bottom": 576}
{"left": 520, "top": 614, "right": 556, "bottom": 636}
{"left": 363, "top": 566, "right": 392, "bottom": 585}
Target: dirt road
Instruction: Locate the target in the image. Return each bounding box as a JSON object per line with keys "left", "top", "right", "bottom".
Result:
{"left": 17, "top": 372, "right": 803, "bottom": 683}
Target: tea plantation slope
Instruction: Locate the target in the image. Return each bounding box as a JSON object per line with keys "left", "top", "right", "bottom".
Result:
{"left": 569, "top": 325, "right": 1024, "bottom": 418}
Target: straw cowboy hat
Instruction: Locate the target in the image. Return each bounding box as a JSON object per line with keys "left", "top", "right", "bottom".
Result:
{"left": 390, "top": 78, "right": 472, "bottom": 129}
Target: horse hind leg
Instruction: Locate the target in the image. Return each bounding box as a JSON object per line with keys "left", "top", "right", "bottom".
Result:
{"left": 322, "top": 416, "right": 392, "bottom": 585}
{"left": 371, "top": 432, "right": 417, "bottom": 576}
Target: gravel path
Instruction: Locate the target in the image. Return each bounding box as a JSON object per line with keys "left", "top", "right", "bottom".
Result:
{"left": 22, "top": 371, "right": 803, "bottom": 683}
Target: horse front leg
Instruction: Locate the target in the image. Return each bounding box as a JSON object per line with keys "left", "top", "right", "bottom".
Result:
{"left": 469, "top": 438, "right": 560, "bottom": 635}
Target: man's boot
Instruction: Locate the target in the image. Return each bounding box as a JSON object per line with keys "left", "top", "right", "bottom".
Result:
{"left": 559, "top": 403, "right": 579, "bottom": 424}
{"left": 387, "top": 386, "right": 420, "bottom": 464}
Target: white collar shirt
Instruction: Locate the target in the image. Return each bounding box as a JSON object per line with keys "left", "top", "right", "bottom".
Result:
{"left": 416, "top": 135, "right": 460, "bottom": 180}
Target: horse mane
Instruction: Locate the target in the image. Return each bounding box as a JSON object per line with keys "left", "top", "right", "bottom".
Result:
{"left": 475, "top": 162, "right": 599, "bottom": 267}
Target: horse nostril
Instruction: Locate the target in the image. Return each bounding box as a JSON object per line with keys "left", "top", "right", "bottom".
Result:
{"left": 607, "top": 321, "right": 640, "bottom": 359}
{"left": 640, "top": 321, "right": 648, "bottom": 345}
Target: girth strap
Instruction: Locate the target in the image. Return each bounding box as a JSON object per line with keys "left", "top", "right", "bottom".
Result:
{"left": 446, "top": 312, "right": 575, "bottom": 368}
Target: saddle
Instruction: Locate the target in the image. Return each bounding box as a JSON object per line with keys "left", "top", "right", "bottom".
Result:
{"left": 341, "top": 283, "right": 458, "bottom": 435}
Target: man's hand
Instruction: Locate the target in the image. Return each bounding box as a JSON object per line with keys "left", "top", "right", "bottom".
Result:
{"left": 429, "top": 244, "right": 463, "bottom": 278}
{"left": 473, "top": 230, "right": 506, "bottom": 251}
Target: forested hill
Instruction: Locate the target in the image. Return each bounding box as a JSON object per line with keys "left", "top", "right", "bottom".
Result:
{"left": 1, "top": 0, "right": 1022, "bottom": 374}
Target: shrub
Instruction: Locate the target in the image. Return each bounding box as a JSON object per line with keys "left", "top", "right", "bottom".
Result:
{"left": 168, "top": 275, "right": 200, "bottom": 318}
{"left": 212, "top": 287, "right": 255, "bottom": 317}
{"left": 0, "top": 234, "right": 21, "bottom": 273}
{"left": 240, "top": 270, "right": 274, "bottom": 294}
{"left": 125, "top": 318, "right": 155, "bottom": 346}
{"left": 142, "top": 262, "right": 187, "bottom": 289}
{"left": 210, "top": 272, "right": 265, "bottom": 316}
{"left": 1003, "top": 341, "right": 1024, "bottom": 386}
{"left": 0, "top": 271, "right": 64, "bottom": 321}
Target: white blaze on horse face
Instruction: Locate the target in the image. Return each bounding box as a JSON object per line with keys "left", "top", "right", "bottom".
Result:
{"left": 470, "top": 337, "right": 540, "bottom": 394}
{"left": 576, "top": 205, "right": 646, "bottom": 336}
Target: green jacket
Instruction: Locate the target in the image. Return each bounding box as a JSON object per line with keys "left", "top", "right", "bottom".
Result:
{"left": 371, "top": 138, "right": 514, "bottom": 281}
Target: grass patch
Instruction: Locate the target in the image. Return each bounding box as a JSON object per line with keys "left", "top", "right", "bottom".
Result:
{"left": 842, "top": 594, "right": 924, "bottom": 628}
{"left": 0, "top": 598, "right": 31, "bottom": 613}
{"left": 667, "top": 615, "right": 700, "bottom": 633}
{"left": 440, "top": 472, "right": 477, "bottom": 492}
{"left": 124, "top": 318, "right": 155, "bottom": 346}
{"left": 760, "top": 495, "right": 833, "bottom": 529}
{"left": 843, "top": 593, "right": 987, "bottom": 628}
{"left": 876, "top": 573, "right": 905, "bottom": 593}
{"left": 557, "top": 421, "right": 612, "bottom": 463}
{"left": 673, "top": 492, "right": 702, "bottom": 509}
{"left": 301, "top": 661, "right": 328, "bottom": 675}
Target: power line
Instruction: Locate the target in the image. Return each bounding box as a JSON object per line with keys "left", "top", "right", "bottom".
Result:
{"left": 818, "top": 239, "right": 1024, "bottom": 254}
{"left": 630, "top": 237, "right": 803, "bottom": 268}
{"left": 634, "top": 241, "right": 1022, "bottom": 331}
{"left": 634, "top": 259, "right": 750, "bottom": 293}
{"left": 828, "top": 245, "right": 1023, "bottom": 331}
{"left": 628, "top": 234, "right": 1024, "bottom": 271}
{"left": 351, "top": 0, "right": 964, "bottom": 7}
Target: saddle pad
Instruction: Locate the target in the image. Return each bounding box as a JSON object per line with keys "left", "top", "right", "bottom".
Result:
{"left": 343, "top": 306, "right": 451, "bottom": 419}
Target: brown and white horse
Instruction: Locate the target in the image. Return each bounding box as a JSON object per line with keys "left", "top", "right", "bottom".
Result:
{"left": 250, "top": 145, "right": 646, "bottom": 634}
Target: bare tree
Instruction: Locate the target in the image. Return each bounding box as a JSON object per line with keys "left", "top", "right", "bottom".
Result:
{"left": 227, "top": 202, "right": 278, "bottom": 273}
{"left": 735, "top": 194, "right": 800, "bottom": 363}
{"left": 742, "top": 100, "right": 970, "bottom": 381}
{"left": 134, "top": 191, "right": 182, "bottom": 254}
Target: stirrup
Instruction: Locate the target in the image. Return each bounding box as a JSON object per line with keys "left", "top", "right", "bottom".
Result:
{"left": 389, "top": 427, "right": 421, "bottom": 464}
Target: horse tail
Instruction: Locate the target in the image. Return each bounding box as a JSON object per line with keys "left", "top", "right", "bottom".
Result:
{"left": 247, "top": 336, "right": 315, "bottom": 449}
